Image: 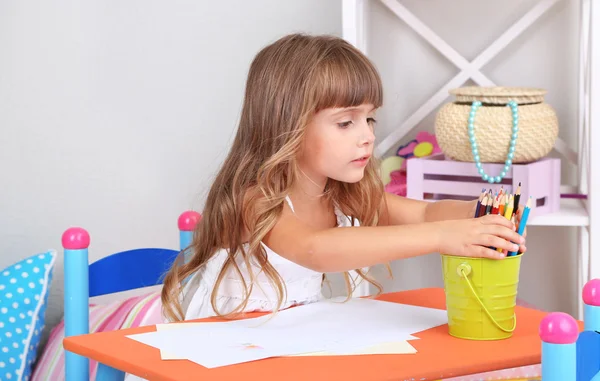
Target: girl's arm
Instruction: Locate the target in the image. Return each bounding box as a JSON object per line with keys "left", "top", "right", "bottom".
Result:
{"left": 378, "top": 193, "right": 476, "bottom": 226}
{"left": 263, "top": 203, "right": 522, "bottom": 273}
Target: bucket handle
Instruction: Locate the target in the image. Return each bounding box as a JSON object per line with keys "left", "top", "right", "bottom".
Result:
{"left": 459, "top": 265, "right": 517, "bottom": 333}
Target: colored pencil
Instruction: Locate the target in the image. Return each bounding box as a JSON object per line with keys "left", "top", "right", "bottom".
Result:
{"left": 485, "top": 192, "right": 493, "bottom": 215}
{"left": 491, "top": 192, "right": 501, "bottom": 250}
{"left": 498, "top": 194, "right": 505, "bottom": 217}
{"left": 485, "top": 194, "right": 492, "bottom": 214}
{"left": 512, "top": 182, "right": 522, "bottom": 217}
{"left": 496, "top": 195, "right": 515, "bottom": 253}
{"left": 508, "top": 196, "right": 532, "bottom": 256}
{"left": 503, "top": 214, "right": 517, "bottom": 256}
{"left": 491, "top": 195, "right": 500, "bottom": 215}
{"left": 479, "top": 195, "right": 488, "bottom": 218}
{"left": 504, "top": 194, "right": 514, "bottom": 220}
{"left": 475, "top": 188, "right": 485, "bottom": 218}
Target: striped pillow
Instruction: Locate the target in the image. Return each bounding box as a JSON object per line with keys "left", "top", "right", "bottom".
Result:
{"left": 31, "top": 291, "right": 163, "bottom": 380}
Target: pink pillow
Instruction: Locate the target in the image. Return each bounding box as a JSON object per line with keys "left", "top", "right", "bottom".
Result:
{"left": 31, "top": 291, "right": 163, "bottom": 380}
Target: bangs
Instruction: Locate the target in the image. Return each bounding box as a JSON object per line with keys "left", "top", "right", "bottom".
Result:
{"left": 311, "top": 46, "right": 383, "bottom": 112}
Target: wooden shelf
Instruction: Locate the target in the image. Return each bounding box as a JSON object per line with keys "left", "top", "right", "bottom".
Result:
{"left": 528, "top": 198, "right": 589, "bottom": 227}
{"left": 415, "top": 196, "right": 589, "bottom": 227}
{"left": 342, "top": 0, "right": 598, "bottom": 305}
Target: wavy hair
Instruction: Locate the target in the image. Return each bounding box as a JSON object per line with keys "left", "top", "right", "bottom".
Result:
{"left": 161, "top": 33, "right": 386, "bottom": 322}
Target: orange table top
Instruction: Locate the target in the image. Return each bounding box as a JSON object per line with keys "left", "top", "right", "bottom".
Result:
{"left": 63, "top": 287, "right": 561, "bottom": 381}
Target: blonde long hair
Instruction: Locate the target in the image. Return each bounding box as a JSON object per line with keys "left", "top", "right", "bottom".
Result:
{"left": 161, "top": 33, "right": 386, "bottom": 322}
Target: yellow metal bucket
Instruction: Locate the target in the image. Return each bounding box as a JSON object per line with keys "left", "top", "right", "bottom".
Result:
{"left": 441, "top": 254, "right": 522, "bottom": 340}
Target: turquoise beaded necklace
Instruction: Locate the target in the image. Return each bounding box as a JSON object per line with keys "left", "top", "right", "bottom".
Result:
{"left": 468, "top": 100, "right": 519, "bottom": 184}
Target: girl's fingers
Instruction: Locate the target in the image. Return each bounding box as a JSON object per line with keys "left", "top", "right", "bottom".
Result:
{"left": 483, "top": 235, "right": 520, "bottom": 253}
{"left": 485, "top": 225, "right": 524, "bottom": 244}
{"left": 473, "top": 245, "right": 506, "bottom": 259}
{"left": 473, "top": 233, "right": 516, "bottom": 252}
{"left": 480, "top": 214, "right": 515, "bottom": 229}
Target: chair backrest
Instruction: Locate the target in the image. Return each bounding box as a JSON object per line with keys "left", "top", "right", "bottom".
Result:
{"left": 88, "top": 248, "right": 179, "bottom": 297}
{"left": 61, "top": 210, "right": 201, "bottom": 381}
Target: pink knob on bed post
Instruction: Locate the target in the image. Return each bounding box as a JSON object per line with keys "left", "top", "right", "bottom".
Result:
{"left": 583, "top": 279, "right": 600, "bottom": 332}
{"left": 61, "top": 227, "right": 91, "bottom": 380}
{"left": 61, "top": 227, "right": 90, "bottom": 250}
{"left": 178, "top": 211, "right": 201, "bottom": 231}
{"left": 178, "top": 211, "right": 201, "bottom": 253}
{"left": 539, "top": 312, "right": 578, "bottom": 381}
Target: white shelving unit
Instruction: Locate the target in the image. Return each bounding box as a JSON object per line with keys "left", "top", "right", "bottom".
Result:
{"left": 343, "top": 0, "right": 600, "bottom": 318}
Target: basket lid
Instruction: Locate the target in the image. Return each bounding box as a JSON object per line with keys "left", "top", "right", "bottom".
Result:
{"left": 449, "top": 86, "right": 547, "bottom": 104}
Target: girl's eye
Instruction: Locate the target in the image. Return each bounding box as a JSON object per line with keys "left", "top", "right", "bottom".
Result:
{"left": 367, "top": 117, "right": 377, "bottom": 125}
{"left": 337, "top": 121, "right": 352, "bottom": 128}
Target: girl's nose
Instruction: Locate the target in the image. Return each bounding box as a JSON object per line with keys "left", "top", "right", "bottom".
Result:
{"left": 359, "top": 125, "right": 375, "bottom": 146}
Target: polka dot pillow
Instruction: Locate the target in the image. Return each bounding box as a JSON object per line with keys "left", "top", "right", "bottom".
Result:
{"left": 0, "top": 250, "right": 56, "bottom": 381}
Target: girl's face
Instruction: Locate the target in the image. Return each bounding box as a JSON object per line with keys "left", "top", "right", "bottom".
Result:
{"left": 298, "top": 103, "right": 377, "bottom": 186}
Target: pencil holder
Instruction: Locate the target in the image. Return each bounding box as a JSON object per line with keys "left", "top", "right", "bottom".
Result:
{"left": 441, "top": 253, "right": 522, "bottom": 340}
{"left": 435, "top": 86, "right": 558, "bottom": 164}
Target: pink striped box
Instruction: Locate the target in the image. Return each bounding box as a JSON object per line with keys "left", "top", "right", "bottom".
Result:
{"left": 406, "top": 153, "right": 561, "bottom": 217}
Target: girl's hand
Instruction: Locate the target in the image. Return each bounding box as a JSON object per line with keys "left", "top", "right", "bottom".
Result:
{"left": 436, "top": 214, "right": 525, "bottom": 259}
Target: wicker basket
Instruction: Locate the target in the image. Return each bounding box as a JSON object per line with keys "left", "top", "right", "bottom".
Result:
{"left": 434, "top": 86, "right": 559, "bottom": 163}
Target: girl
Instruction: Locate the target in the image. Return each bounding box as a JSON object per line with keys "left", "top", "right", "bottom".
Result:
{"left": 160, "top": 33, "right": 526, "bottom": 323}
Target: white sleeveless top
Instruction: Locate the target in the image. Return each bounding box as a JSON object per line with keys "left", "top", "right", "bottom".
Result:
{"left": 178, "top": 196, "right": 359, "bottom": 320}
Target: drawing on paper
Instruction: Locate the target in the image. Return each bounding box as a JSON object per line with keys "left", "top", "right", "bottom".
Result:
{"left": 237, "top": 343, "right": 263, "bottom": 350}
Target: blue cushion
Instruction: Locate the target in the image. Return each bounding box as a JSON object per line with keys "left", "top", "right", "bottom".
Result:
{"left": 0, "top": 250, "right": 55, "bottom": 381}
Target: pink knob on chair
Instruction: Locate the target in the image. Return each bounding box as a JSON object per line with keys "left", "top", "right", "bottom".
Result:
{"left": 178, "top": 211, "right": 201, "bottom": 231}
{"left": 61, "top": 227, "right": 90, "bottom": 250}
{"left": 539, "top": 312, "right": 579, "bottom": 344}
{"left": 583, "top": 279, "right": 600, "bottom": 306}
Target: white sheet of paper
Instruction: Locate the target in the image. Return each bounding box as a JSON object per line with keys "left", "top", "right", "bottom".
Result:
{"left": 158, "top": 297, "right": 445, "bottom": 340}
{"left": 155, "top": 323, "right": 418, "bottom": 359}
{"left": 129, "top": 323, "right": 341, "bottom": 368}
{"left": 127, "top": 298, "right": 446, "bottom": 368}
{"left": 205, "top": 297, "right": 446, "bottom": 347}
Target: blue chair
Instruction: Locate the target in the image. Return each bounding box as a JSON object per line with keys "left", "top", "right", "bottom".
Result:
{"left": 61, "top": 210, "right": 201, "bottom": 381}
